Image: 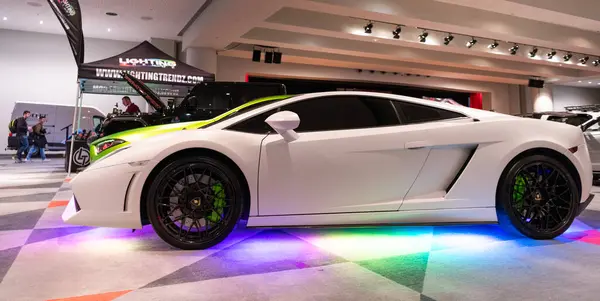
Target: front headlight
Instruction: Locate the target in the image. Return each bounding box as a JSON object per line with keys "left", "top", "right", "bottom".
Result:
{"left": 95, "top": 139, "right": 126, "bottom": 155}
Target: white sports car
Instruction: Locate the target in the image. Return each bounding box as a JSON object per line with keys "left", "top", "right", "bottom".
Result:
{"left": 63, "top": 92, "right": 594, "bottom": 249}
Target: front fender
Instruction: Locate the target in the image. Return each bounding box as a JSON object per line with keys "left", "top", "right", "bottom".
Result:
{"left": 120, "top": 130, "right": 264, "bottom": 220}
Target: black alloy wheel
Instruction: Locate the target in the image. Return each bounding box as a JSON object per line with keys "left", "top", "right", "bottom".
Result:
{"left": 147, "top": 156, "right": 243, "bottom": 250}
{"left": 497, "top": 154, "right": 579, "bottom": 239}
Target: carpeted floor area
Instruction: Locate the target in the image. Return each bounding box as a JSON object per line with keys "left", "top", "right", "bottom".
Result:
{"left": 1, "top": 158, "right": 600, "bottom": 301}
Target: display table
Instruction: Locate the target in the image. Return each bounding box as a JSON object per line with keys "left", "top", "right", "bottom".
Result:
{"left": 64, "top": 140, "right": 91, "bottom": 173}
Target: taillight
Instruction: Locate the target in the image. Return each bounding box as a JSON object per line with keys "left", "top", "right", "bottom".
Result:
{"left": 8, "top": 132, "right": 12, "bottom": 137}
{"left": 569, "top": 146, "right": 578, "bottom": 153}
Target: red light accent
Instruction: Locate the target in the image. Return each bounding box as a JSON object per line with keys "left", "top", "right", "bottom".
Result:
{"left": 8, "top": 132, "right": 12, "bottom": 137}
{"left": 244, "top": 73, "right": 249, "bottom": 82}
{"left": 470, "top": 92, "right": 483, "bottom": 109}
{"left": 569, "top": 146, "right": 578, "bottom": 153}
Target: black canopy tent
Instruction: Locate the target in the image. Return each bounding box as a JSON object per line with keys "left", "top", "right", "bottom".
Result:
{"left": 78, "top": 41, "right": 215, "bottom": 97}
{"left": 66, "top": 41, "right": 215, "bottom": 174}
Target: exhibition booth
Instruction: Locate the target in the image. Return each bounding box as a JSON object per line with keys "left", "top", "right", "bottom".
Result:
{"left": 65, "top": 41, "right": 215, "bottom": 172}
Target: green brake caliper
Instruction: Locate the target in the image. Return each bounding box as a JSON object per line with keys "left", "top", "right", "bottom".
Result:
{"left": 512, "top": 174, "right": 526, "bottom": 207}
{"left": 207, "top": 183, "right": 226, "bottom": 223}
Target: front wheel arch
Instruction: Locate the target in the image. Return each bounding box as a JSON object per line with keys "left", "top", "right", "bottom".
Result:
{"left": 140, "top": 148, "right": 251, "bottom": 225}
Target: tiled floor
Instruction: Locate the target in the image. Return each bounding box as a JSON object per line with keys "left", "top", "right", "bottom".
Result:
{"left": 2, "top": 158, "right": 600, "bottom": 300}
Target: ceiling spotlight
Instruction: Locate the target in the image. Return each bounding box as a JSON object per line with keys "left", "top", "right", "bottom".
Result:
{"left": 593, "top": 59, "right": 600, "bottom": 67}
{"left": 39, "top": 20, "right": 43, "bottom": 25}
{"left": 509, "top": 44, "right": 519, "bottom": 55}
{"left": 364, "top": 22, "right": 373, "bottom": 34}
{"left": 418, "top": 31, "right": 429, "bottom": 43}
{"left": 579, "top": 56, "right": 589, "bottom": 65}
{"left": 107, "top": 28, "right": 111, "bottom": 32}
{"left": 2, "top": 17, "right": 7, "bottom": 21}
{"left": 563, "top": 53, "right": 573, "bottom": 61}
{"left": 488, "top": 41, "right": 499, "bottom": 49}
{"left": 529, "top": 47, "right": 538, "bottom": 57}
{"left": 466, "top": 38, "right": 477, "bottom": 48}
{"left": 443, "top": 34, "right": 454, "bottom": 45}
{"left": 106, "top": 12, "right": 118, "bottom": 16}
{"left": 547, "top": 50, "right": 557, "bottom": 59}
{"left": 392, "top": 26, "right": 402, "bottom": 39}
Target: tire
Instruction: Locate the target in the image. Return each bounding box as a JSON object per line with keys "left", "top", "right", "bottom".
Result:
{"left": 147, "top": 155, "right": 243, "bottom": 250}
{"left": 496, "top": 154, "right": 579, "bottom": 239}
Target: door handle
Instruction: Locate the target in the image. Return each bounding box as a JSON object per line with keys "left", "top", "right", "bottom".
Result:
{"left": 406, "top": 141, "right": 431, "bottom": 149}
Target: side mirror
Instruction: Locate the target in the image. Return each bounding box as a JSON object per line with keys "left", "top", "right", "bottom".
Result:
{"left": 265, "top": 111, "right": 300, "bottom": 142}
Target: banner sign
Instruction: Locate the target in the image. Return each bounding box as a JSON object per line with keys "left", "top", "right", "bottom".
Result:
{"left": 47, "top": 0, "right": 84, "bottom": 66}
{"left": 119, "top": 58, "right": 177, "bottom": 68}
{"left": 82, "top": 80, "right": 190, "bottom": 97}
{"left": 89, "top": 68, "right": 205, "bottom": 85}
{"left": 78, "top": 41, "right": 215, "bottom": 85}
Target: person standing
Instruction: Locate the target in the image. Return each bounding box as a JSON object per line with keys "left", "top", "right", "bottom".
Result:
{"left": 25, "top": 116, "right": 50, "bottom": 162}
{"left": 15, "top": 110, "right": 31, "bottom": 163}
{"left": 122, "top": 96, "right": 141, "bottom": 114}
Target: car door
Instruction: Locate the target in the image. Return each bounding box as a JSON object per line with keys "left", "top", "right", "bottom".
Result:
{"left": 255, "top": 95, "right": 432, "bottom": 216}
{"left": 582, "top": 117, "right": 600, "bottom": 172}
{"left": 390, "top": 100, "right": 483, "bottom": 210}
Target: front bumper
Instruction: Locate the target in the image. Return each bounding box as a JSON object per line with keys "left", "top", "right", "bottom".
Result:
{"left": 578, "top": 194, "right": 595, "bottom": 216}
{"left": 61, "top": 162, "right": 144, "bottom": 229}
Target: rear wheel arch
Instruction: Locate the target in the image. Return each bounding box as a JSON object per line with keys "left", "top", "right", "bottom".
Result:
{"left": 139, "top": 148, "right": 251, "bottom": 225}
{"left": 496, "top": 147, "right": 582, "bottom": 206}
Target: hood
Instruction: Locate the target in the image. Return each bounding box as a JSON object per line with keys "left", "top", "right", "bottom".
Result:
{"left": 92, "top": 119, "right": 211, "bottom": 147}
{"left": 121, "top": 72, "right": 167, "bottom": 112}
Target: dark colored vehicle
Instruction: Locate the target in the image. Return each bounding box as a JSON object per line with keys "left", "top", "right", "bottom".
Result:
{"left": 520, "top": 111, "right": 594, "bottom": 127}
{"left": 96, "top": 74, "right": 287, "bottom": 138}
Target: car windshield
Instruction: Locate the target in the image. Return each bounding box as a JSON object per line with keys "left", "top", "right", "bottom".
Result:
{"left": 199, "top": 96, "right": 292, "bottom": 128}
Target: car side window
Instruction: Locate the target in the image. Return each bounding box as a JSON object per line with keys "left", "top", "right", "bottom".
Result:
{"left": 279, "top": 96, "right": 399, "bottom": 132}
{"left": 227, "top": 109, "right": 280, "bottom": 134}
{"left": 393, "top": 101, "right": 465, "bottom": 124}
{"left": 228, "top": 96, "right": 399, "bottom": 134}
{"left": 585, "top": 119, "right": 600, "bottom": 132}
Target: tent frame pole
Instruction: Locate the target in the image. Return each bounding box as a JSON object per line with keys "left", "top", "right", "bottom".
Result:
{"left": 67, "top": 80, "right": 82, "bottom": 177}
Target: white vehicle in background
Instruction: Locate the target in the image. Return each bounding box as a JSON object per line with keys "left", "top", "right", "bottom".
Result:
{"left": 63, "top": 91, "right": 593, "bottom": 250}
{"left": 7, "top": 102, "right": 105, "bottom": 154}
{"left": 523, "top": 106, "right": 600, "bottom": 182}
{"left": 565, "top": 105, "right": 600, "bottom": 181}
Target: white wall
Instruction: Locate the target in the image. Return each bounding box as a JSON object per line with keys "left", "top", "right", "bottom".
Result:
{"left": 0, "top": 29, "right": 148, "bottom": 153}
{"left": 217, "top": 56, "right": 519, "bottom": 114}
{"left": 552, "top": 85, "right": 600, "bottom": 111}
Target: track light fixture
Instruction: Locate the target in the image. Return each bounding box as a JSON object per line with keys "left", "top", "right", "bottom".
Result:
{"left": 466, "top": 38, "right": 477, "bottom": 48}
{"left": 418, "top": 31, "right": 428, "bottom": 43}
{"left": 529, "top": 47, "right": 538, "bottom": 57}
{"left": 364, "top": 22, "right": 373, "bottom": 34}
{"left": 355, "top": 19, "right": 597, "bottom": 67}
{"left": 392, "top": 26, "right": 402, "bottom": 39}
{"left": 443, "top": 34, "right": 454, "bottom": 45}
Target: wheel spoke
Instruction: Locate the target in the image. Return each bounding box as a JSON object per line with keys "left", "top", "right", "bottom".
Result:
{"left": 153, "top": 161, "right": 237, "bottom": 246}
{"left": 509, "top": 162, "right": 575, "bottom": 234}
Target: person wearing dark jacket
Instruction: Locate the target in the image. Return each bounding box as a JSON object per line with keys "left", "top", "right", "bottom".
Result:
{"left": 25, "top": 116, "right": 49, "bottom": 162}
{"left": 15, "top": 110, "right": 31, "bottom": 163}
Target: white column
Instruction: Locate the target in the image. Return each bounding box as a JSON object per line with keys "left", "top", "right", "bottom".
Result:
{"left": 185, "top": 47, "right": 218, "bottom": 77}
{"left": 532, "top": 84, "right": 554, "bottom": 112}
